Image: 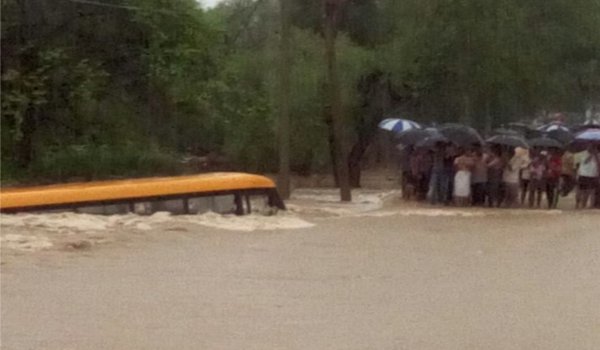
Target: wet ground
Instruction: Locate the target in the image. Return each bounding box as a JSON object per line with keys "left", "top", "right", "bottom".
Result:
{"left": 1, "top": 187, "right": 599, "bottom": 349}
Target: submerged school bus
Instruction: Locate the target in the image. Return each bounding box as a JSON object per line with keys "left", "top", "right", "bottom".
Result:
{"left": 0, "top": 172, "right": 285, "bottom": 215}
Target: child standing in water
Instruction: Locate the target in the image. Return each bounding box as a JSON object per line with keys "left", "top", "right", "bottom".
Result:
{"left": 453, "top": 149, "right": 475, "bottom": 206}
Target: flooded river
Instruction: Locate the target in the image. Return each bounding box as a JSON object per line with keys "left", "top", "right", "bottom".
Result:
{"left": 1, "top": 189, "right": 599, "bottom": 349}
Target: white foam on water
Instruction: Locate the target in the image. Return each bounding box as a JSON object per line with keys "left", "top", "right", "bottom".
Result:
{"left": 288, "top": 189, "right": 400, "bottom": 217}
{"left": 1, "top": 233, "right": 53, "bottom": 251}
{"left": 395, "top": 209, "right": 488, "bottom": 217}
{"left": 1, "top": 213, "right": 110, "bottom": 232}
{"left": 180, "top": 212, "right": 314, "bottom": 231}
{"left": 0, "top": 210, "right": 314, "bottom": 253}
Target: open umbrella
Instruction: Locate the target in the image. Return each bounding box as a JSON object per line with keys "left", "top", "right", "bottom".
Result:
{"left": 394, "top": 128, "right": 439, "bottom": 146}
{"left": 415, "top": 134, "right": 450, "bottom": 149}
{"left": 378, "top": 118, "right": 421, "bottom": 133}
{"left": 575, "top": 128, "right": 600, "bottom": 142}
{"left": 486, "top": 135, "right": 529, "bottom": 148}
{"left": 507, "top": 122, "right": 530, "bottom": 129}
{"left": 528, "top": 137, "right": 564, "bottom": 149}
{"left": 492, "top": 127, "right": 522, "bottom": 136}
{"left": 507, "top": 122, "right": 542, "bottom": 138}
{"left": 537, "top": 122, "right": 570, "bottom": 133}
{"left": 567, "top": 129, "right": 600, "bottom": 152}
{"left": 439, "top": 123, "right": 484, "bottom": 147}
{"left": 546, "top": 128, "right": 574, "bottom": 145}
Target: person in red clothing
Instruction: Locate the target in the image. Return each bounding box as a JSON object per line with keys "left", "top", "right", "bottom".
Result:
{"left": 545, "top": 148, "right": 563, "bottom": 209}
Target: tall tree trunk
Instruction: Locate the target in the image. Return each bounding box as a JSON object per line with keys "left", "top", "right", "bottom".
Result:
{"left": 324, "top": 105, "right": 339, "bottom": 186}
{"left": 348, "top": 74, "right": 391, "bottom": 187}
{"left": 324, "top": 0, "right": 351, "bottom": 201}
{"left": 277, "top": 0, "right": 291, "bottom": 199}
{"left": 348, "top": 141, "right": 366, "bottom": 188}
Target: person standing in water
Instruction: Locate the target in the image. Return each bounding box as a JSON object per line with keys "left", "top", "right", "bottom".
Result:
{"left": 575, "top": 144, "right": 600, "bottom": 209}
{"left": 471, "top": 148, "right": 488, "bottom": 206}
{"left": 528, "top": 150, "right": 547, "bottom": 208}
{"left": 453, "top": 148, "right": 475, "bottom": 206}
{"left": 520, "top": 154, "right": 531, "bottom": 205}
{"left": 503, "top": 147, "right": 529, "bottom": 208}
{"left": 560, "top": 150, "right": 576, "bottom": 197}
{"left": 429, "top": 143, "right": 448, "bottom": 205}
{"left": 545, "top": 148, "right": 562, "bottom": 209}
{"left": 486, "top": 147, "right": 505, "bottom": 208}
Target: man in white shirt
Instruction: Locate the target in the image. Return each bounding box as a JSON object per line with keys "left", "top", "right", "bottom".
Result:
{"left": 575, "top": 145, "right": 600, "bottom": 209}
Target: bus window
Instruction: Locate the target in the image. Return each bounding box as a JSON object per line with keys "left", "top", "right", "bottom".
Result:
{"left": 151, "top": 199, "right": 186, "bottom": 215}
{"left": 133, "top": 202, "right": 152, "bottom": 215}
{"left": 103, "top": 204, "right": 130, "bottom": 215}
{"left": 188, "top": 197, "right": 211, "bottom": 214}
{"left": 75, "top": 205, "right": 106, "bottom": 215}
{"left": 248, "top": 194, "right": 271, "bottom": 214}
{"left": 212, "top": 194, "right": 236, "bottom": 214}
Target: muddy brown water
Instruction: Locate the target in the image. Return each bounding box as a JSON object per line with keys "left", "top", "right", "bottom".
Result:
{"left": 1, "top": 202, "right": 599, "bottom": 349}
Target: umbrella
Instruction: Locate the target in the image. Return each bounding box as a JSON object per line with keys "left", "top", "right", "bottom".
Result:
{"left": 537, "top": 122, "right": 570, "bottom": 133}
{"left": 536, "top": 121, "right": 573, "bottom": 144}
{"left": 528, "top": 137, "right": 564, "bottom": 149}
{"left": 378, "top": 118, "right": 421, "bottom": 133}
{"left": 394, "top": 128, "right": 439, "bottom": 146}
{"left": 546, "top": 128, "right": 573, "bottom": 145}
{"left": 415, "top": 134, "right": 450, "bottom": 149}
{"left": 567, "top": 129, "right": 600, "bottom": 152}
{"left": 508, "top": 122, "right": 531, "bottom": 129}
{"left": 492, "top": 128, "right": 522, "bottom": 136}
{"left": 439, "top": 123, "right": 484, "bottom": 147}
{"left": 575, "top": 128, "right": 600, "bottom": 142}
{"left": 486, "top": 135, "right": 529, "bottom": 148}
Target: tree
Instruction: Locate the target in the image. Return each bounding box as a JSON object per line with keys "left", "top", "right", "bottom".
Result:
{"left": 277, "top": 0, "right": 291, "bottom": 199}
{"left": 324, "top": 0, "right": 351, "bottom": 201}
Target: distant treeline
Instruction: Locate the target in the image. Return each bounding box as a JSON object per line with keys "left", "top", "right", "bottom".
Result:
{"left": 2, "top": 0, "right": 599, "bottom": 183}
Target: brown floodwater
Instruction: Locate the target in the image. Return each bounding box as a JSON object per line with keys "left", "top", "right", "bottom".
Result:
{"left": 1, "top": 194, "right": 599, "bottom": 349}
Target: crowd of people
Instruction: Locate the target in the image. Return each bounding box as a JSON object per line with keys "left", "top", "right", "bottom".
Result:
{"left": 399, "top": 143, "right": 600, "bottom": 209}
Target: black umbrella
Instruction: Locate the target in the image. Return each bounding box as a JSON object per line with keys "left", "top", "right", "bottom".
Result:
{"left": 507, "top": 122, "right": 543, "bottom": 139}
{"left": 486, "top": 135, "right": 529, "bottom": 148}
{"left": 439, "top": 123, "right": 484, "bottom": 147}
{"left": 507, "top": 122, "right": 530, "bottom": 129}
{"left": 395, "top": 128, "right": 439, "bottom": 146}
{"left": 492, "top": 128, "right": 522, "bottom": 136}
{"left": 415, "top": 134, "right": 450, "bottom": 149}
{"left": 528, "top": 137, "right": 564, "bottom": 149}
{"left": 546, "top": 129, "right": 574, "bottom": 145}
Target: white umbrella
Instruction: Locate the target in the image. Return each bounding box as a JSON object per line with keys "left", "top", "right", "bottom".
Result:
{"left": 378, "top": 118, "right": 421, "bottom": 134}
{"left": 575, "top": 129, "right": 600, "bottom": 142}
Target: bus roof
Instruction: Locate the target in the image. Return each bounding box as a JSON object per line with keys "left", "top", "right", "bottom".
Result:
{"left": 0, "top": 173, "right": 276, "bottom": 211}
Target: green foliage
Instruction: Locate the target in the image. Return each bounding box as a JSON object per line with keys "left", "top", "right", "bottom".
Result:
{"left": 378, "top": 0, "right": 600, "bottom": 125}
{"left": 28, "top": 143, "right": 181, "bottom": 182}
{"left": 2, "top": 0, "right": 599, "bottom": 185}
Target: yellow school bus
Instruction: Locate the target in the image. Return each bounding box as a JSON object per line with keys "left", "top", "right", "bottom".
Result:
{"left": 0, "top": 173, "right": 285, "bottom": 215}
